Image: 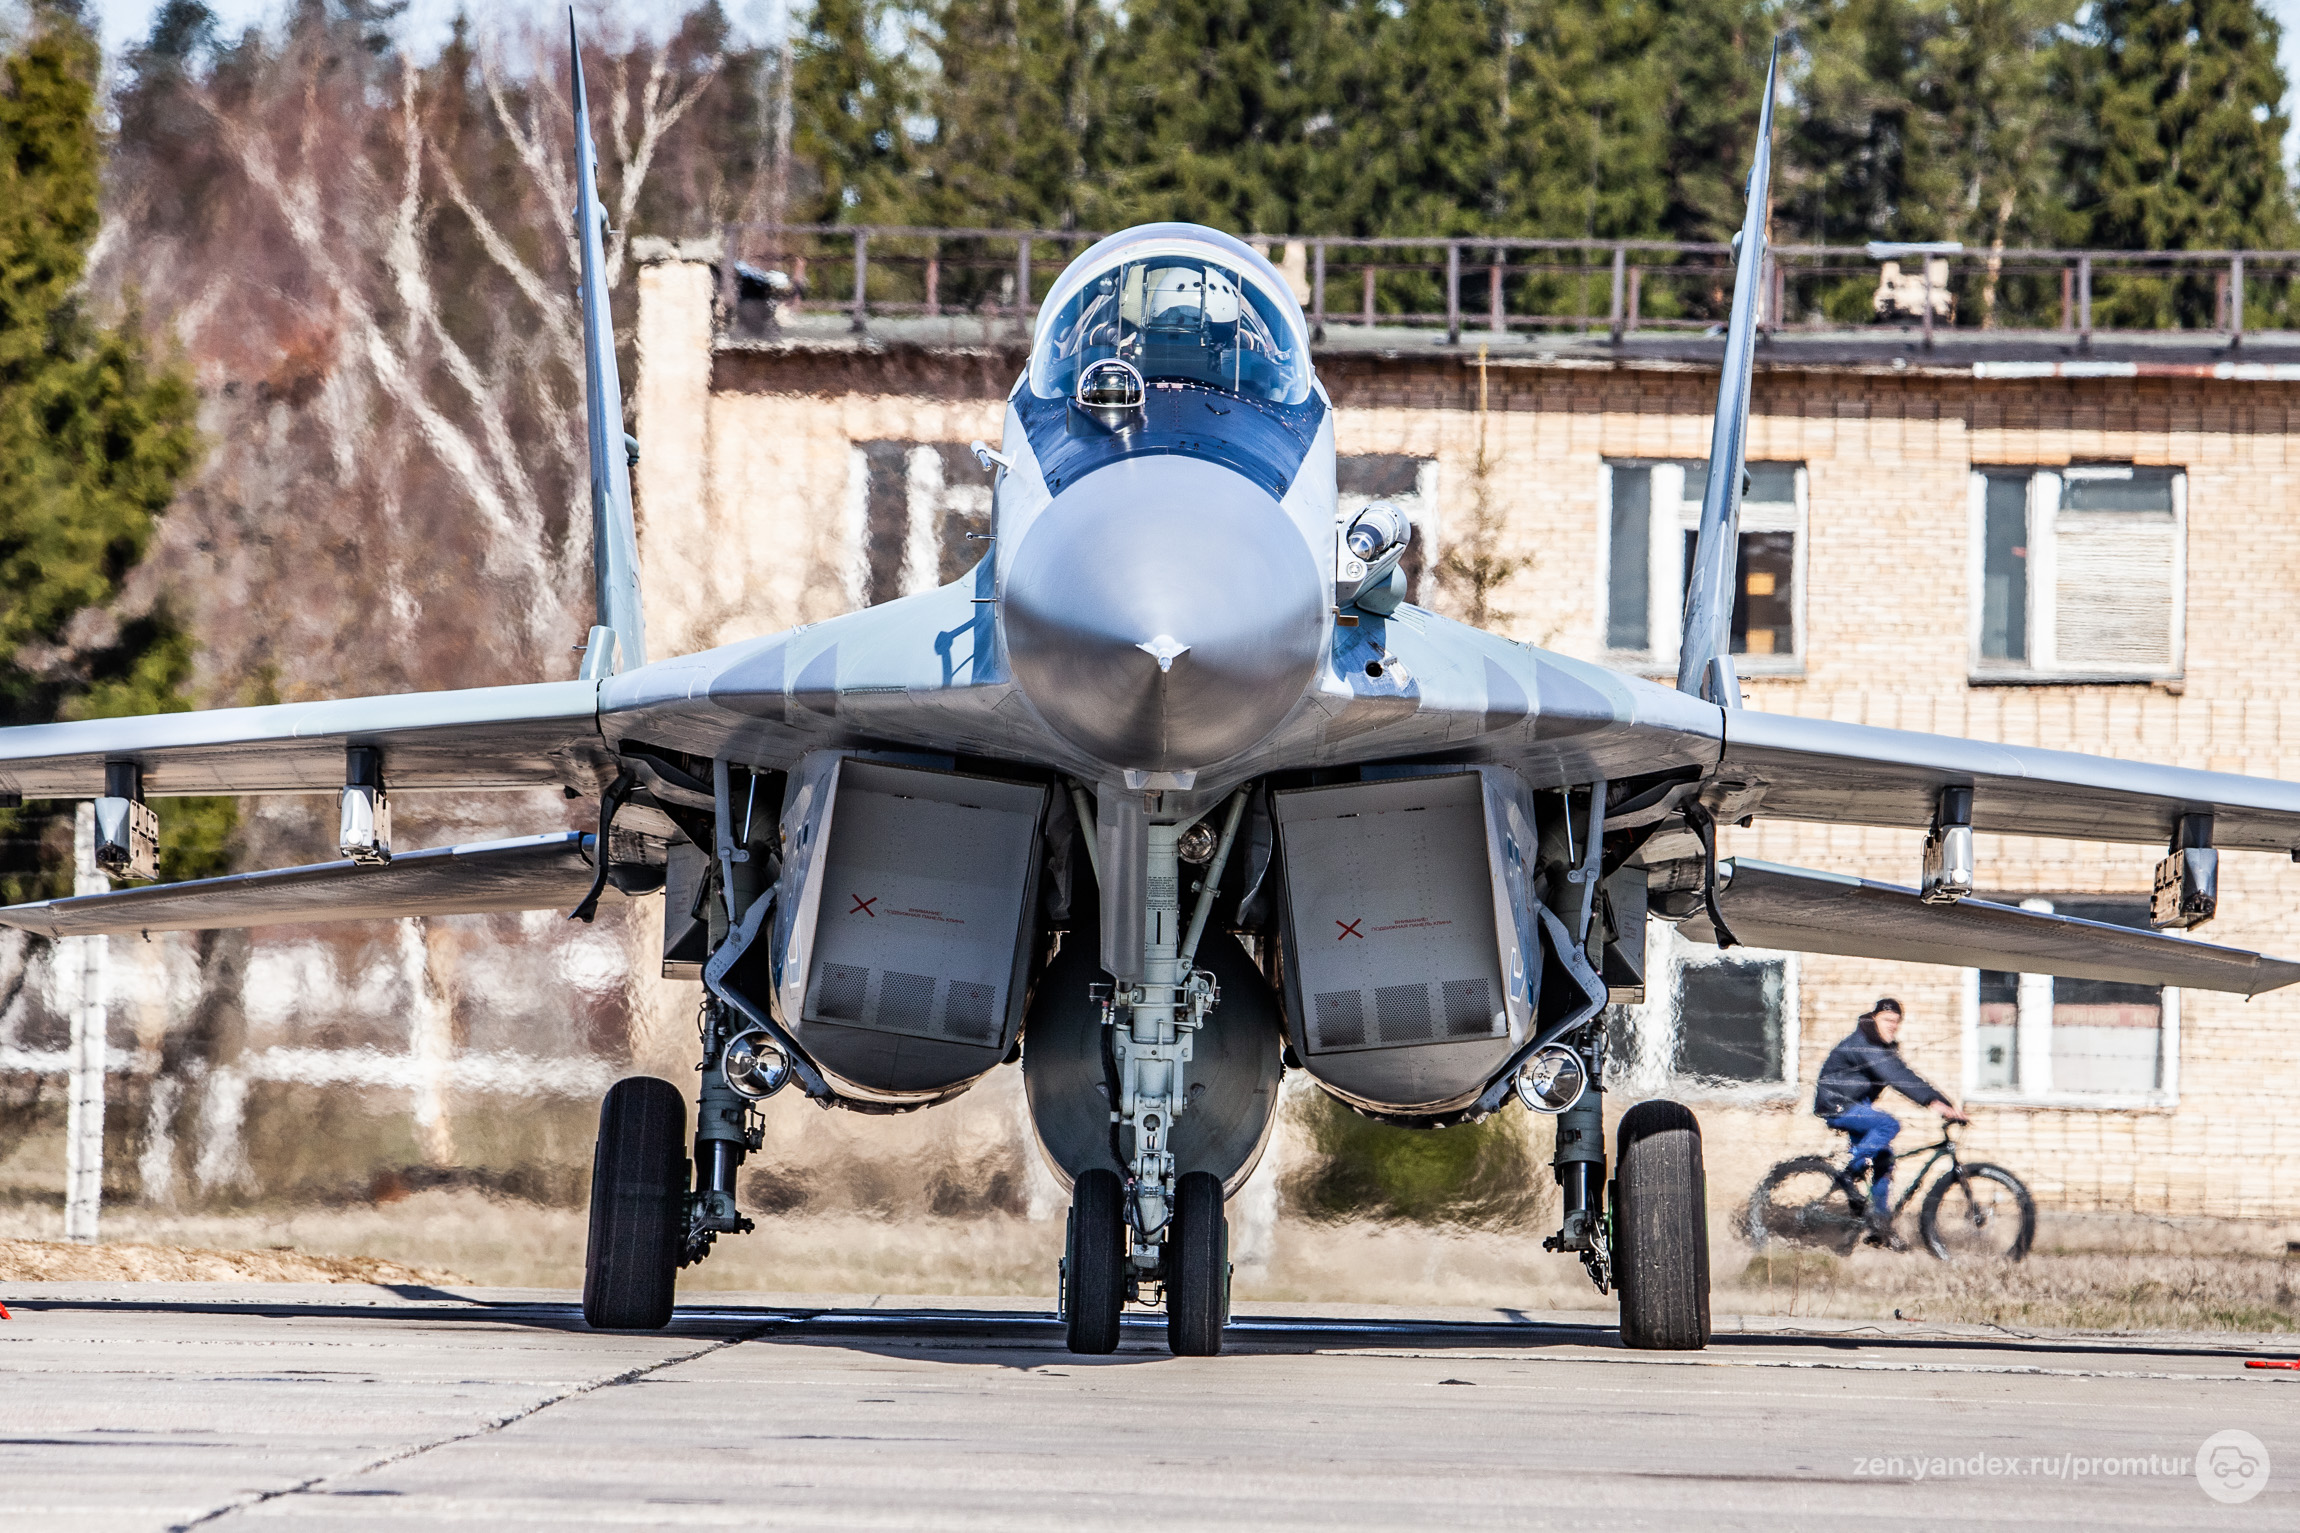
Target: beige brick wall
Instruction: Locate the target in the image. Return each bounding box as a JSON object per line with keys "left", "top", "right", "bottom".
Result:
{"left": 640, "top": 257, "right": 2300, "bottom": 1223}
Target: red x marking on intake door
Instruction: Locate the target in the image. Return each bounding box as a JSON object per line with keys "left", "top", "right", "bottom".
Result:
{"left": 850, "top": 895, "right": 878, "bottom": 917}
{"left": 1336, "top": 919, "right": 1364, "bottom": 940}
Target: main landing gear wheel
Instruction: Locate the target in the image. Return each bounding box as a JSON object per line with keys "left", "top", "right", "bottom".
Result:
{"left": 1614, "top": 1099, "right": 1712, "bottom": 1351}
{"left": 1064, "top": 1167, "right": 1127, "bottom": 1355}
{"left": 582, "top": 1077, "right": 688, "bottom": 1331}
{"left": 1165, "top": 1170, "right": 1229, "bottom": 1357}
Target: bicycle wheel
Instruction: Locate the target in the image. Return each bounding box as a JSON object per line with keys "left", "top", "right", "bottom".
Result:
{"left": 1747, "top": 1155, "right": 1866, "bottom": 1255}
{"left": 1919, "top": 1163, "right": 2036, "bottom": 1262}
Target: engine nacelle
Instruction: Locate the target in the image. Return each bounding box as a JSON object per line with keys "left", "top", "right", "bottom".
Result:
{"left": 760, "top": 752, "right": 1048, "bottom": 1099}
{"left": 1271, "top": 768, "right": 1542, "bottom": 1114}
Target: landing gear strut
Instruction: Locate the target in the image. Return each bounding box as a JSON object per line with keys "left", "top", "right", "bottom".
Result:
{"left": 1061, "top": 792, "right": 1248, "bottom": 1357}
{"left": 686, "top": 1000, "right": 761, "bottom": 1265}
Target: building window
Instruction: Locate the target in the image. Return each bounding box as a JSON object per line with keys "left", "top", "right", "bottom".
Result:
{"left": 1601, "top": 460, "right": 1805, "bottom": 671}
{"left": 1966, "top": 896, "right": 2179, "bottom": 1106}
{"left": 1970, "top": 465, "right": 2185, "bottom": 682}
{"left": 846, "top": 442, "right": 994, "bottom": 607}
{"left": 1339, "top": 454, "right": 1438, "bottom": 602}
{"left": 1607, "top": 924, "right": 1798, "bottom": 1097}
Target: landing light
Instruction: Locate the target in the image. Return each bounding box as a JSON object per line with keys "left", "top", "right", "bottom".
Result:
{"left": 1514, "top": 1044, "right": 1588, "bottom": 1115}
{"left": 721, "top": 1028, "right": 792, "bottom": 1100}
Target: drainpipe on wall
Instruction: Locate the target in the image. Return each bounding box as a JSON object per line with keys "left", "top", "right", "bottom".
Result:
{"left": 63, "top": 801, "right": 109, "bottom": 1244}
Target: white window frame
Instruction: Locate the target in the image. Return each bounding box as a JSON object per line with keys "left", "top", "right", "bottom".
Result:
{"left": 1966, "top": 465, "right": 2187, "bottom": 684}
{"left": 1598, "top": 459, "right": 1807, "bottom": 677}
{"left": 1608, "top": 921, "right": 1801, "bottom": 1103}
{"left": 1957, "top": 898, "right": 2181, "bottom": 1111}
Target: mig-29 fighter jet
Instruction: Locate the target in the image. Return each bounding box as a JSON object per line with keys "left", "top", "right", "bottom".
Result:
{"left": 5, "top": 37, "right": 2299, "bottom": 1355}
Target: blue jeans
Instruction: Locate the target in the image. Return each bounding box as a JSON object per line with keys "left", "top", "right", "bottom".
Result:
{"left": 1826, "top": 1104, "right": 1900, "bottom": 1212}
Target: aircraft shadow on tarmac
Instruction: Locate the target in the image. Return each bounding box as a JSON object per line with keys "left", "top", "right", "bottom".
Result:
{"left": 2, "top": 1293, "right": 2281, "bottom": 1371}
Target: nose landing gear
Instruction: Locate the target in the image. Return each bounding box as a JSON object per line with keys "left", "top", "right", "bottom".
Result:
{"left": 1058, "top": 1165, "right": 1232, "bottom": 1357}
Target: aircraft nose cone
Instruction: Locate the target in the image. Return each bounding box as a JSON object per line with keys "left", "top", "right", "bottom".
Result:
{"left": 1003, "top": 455, "right": 1325, "bottom": 772}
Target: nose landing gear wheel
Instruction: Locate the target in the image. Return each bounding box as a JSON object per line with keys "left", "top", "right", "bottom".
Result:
{"left": 1064, "top": 1167, "right": 1126, "bottom": 1355}
{"left": 1614, "top": 1099, "right": 1712, "bottom": 1351}
{"left": 581, "top": 1077, "right": 688, "bottom": 1331}
{"left": 1166, "top": 1170, "right": 1229, "bottom": 1357}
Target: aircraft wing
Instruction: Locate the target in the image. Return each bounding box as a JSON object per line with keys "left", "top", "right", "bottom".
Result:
{"left": 1718, "top": 709, "right": 2300, "bottom": 853}
{"left": 0, "top": 680, "right": 607, "bottom": 799}
{"left": 0, "top": 831, "right": 640, "bottom": 938}
{"left": 1675, "top": 857, "right": 2300, "bottom": 996}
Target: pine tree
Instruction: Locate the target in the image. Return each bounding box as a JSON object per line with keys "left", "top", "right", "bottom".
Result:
{"left": 2070, "top": 0, "right": 2296, "bottom": 322}
{"left": 2078, "top": 0, "right": 2295, "bottom": 248}
{"left": 793, "top": 0, "right": 923, "bottom": 222}
{"left": 1306, "top": 0, "right": 1505, "bottom": 239}
{"left": 1647, "top": 0, "right": 1774, "bottom": 244}
{"left": 1916, "top": 0, "right": 2081, "bottom": 325}
{"left": 0, "top": 10, "right": 220, "bottom": 895}
{"left": 1089, "top": 0, "right": 1330, "bottom": 234}
{"left": 916, "top": 0, "right": 1109, "bottom": 231}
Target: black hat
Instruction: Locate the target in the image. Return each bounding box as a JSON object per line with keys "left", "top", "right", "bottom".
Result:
{"left": 1861, "top": 997, "right": 1903, "bottom": 1021}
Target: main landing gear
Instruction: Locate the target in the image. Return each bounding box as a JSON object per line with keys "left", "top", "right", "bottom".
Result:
{"left": 581, "top": 1077, "right": 686, "bottom": 1330}
{"left": 1611, "top": 1100, "right": 1712, "bottom": 1350}
{"left": 583, "top": 1003, "right": 770, "bottom": 1331}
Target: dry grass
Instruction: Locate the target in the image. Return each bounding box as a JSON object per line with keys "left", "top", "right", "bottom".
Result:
{"left": 1732, "top": 1241, "right": 2300, "bottom": 1334}
{"left": 5, "top": 1192, "right": 2297, "bottom": 1336}
{"left": 0, "top": 1237, "right": 460, "bottom": 1285}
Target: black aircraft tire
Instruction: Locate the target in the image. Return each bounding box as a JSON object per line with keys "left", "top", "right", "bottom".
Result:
{"left": 1166, "top": 1171, "right": 1229, "bottom": 1357}
{"left": 581, "top": 1077, "right": 688, "bottom": 1331}
{"left": 1615, "top": 1099, "right": 1712, "bottom": 1352}
{"left": 1065, "top": 1168, "right": 1127, "bottom": 1355}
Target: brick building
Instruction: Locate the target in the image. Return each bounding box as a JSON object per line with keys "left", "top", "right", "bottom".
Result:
{"left": 632, "top": 242, "right": 2300, "bottom": 1229}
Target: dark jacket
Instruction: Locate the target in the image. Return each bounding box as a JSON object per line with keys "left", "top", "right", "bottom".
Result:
{"left": 1813, "top": 1027, "right": 1944, "bottom": 1118}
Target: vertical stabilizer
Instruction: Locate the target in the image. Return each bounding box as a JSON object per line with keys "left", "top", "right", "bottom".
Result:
{"left": 1675, "top": 40, "right": 1780, "bottom": 709}
{"left": 571, "top": 17, "right": 646, "bottom": 679}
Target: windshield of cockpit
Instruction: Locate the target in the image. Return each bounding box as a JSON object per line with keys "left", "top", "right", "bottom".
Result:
{"left": 1030, "top": 252, "right": 1312, "bottom": 405}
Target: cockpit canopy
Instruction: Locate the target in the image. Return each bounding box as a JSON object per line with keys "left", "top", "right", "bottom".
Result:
{"left": 1029, "top": 225, "right": 1314, "bottom": 406}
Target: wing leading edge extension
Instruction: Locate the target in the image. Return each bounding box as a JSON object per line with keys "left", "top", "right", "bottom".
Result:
{"left": 1674, "top": 857, "right": 2300, "bottom": 996}
{"left": 0, "top": 831, "right": 647, "bottom": 939}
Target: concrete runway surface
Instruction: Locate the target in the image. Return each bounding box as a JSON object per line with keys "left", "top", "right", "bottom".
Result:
{"left": 0, "top": 1285, "right": 2293, "bottom": 1530}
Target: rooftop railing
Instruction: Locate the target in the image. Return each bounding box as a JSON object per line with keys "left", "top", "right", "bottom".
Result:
{"left": 709, "top": 222, "right": 2300, "bottom": 348}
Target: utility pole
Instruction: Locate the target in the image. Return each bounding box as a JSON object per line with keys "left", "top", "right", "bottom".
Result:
{"left": 63, "top": 801, "right": 110, "bottom": 1244}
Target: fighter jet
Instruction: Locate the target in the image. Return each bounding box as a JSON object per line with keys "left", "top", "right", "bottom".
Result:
{"left": 4, "top": 37, "right": 2296, "bottom": 1354}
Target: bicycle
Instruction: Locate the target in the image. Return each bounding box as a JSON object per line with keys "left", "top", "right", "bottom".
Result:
{"left": 1746, "top": 1129, "right": 2036, "bottom": 1262}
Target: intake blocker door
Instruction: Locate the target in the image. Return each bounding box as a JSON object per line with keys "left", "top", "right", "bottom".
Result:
{"left": 1272, "top": 769, "right": 1537, "bottom": 1114}
{"left": 771, "top": 754, "right": 1047, "bottom": 1096}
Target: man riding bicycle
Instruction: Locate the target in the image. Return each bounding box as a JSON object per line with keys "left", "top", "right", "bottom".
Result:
{"left": 1814, "top": 998, "right": 1969, "bottom": 1249}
